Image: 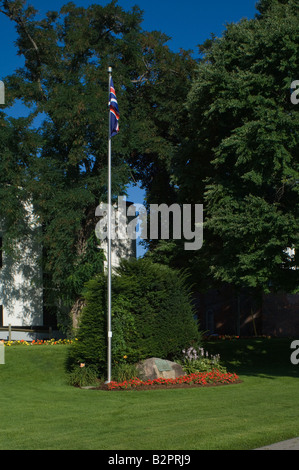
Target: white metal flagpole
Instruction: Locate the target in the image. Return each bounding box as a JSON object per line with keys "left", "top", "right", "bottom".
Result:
{"left": 107, "top": 66, "right": 113, "bottom": 383}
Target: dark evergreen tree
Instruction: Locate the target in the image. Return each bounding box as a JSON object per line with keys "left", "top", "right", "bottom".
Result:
{"left": 67, "top": 258, "right": 201, "bottom": 377}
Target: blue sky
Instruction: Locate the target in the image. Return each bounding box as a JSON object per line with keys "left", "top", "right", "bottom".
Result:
{"left": 0, "top": 0, "right": 259, "bottom": 255}
{"left": 0, "top": 0, "right": 259, "bottom": 79}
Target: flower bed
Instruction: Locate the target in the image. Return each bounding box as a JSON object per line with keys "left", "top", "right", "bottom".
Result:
{"left": 1, "top": 338, "right": 74, "bottom": 346}
{"left": 99, "top": 369, "right": 241, "bottom": 391}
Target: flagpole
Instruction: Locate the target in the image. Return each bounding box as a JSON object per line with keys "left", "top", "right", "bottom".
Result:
{"left": 107, "top": 66, "right": 113, "bottom": 383}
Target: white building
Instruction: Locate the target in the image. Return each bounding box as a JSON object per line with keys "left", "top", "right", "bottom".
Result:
{"left": 0, "top": 202, "right": 43, "bottom": 332}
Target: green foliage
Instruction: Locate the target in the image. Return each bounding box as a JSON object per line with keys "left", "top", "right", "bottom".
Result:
{"left": 256, "top": 0, "right": 291, "bottom": 16}
{"left": 0, "top": 0, "right": 196, "bottom": 326}
{"left": 170, "top": 0, "right": 299, "bottom": 294}
{"left": 112, "top": 259, "right": 201, "bottom": 361}
{"left": 67, "top": 259, "right": 201, "bottom": 377}
{"left": 0, "top": 112, "right": 39, "bottom": 255}
{"left": 61, "top": 233, "right": 105, "bottom": 308}
{"left": 111, "top": 362, "right": 140, "bottom": 383}
{"left": 67, "top": 364, "right": 99, "bottom": 388}
{"left": 66, "top": 274, "right": 107, "bottom": 372}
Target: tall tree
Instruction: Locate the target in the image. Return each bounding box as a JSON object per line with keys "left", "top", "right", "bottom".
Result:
{"left": 173, "top": 0, "right": 298, "bottom": 296}
{"left": 0, "top": 0, "right": 196, "bottom": 329}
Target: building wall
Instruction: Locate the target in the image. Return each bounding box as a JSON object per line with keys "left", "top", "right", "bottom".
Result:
{"left": 0, "top": 214, "right": 43, "bottom": 327}
{"left": 262, "top": 293, "right": 299, "bottom": 337}
{"left": 195, "top": 286, "right": 299, "bottom": 337}
{"left": 194, "top": 286, "right": 262, "bottom": 337}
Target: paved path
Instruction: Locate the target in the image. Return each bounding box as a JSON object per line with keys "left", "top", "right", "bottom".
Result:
{"left": 255, "top": 437, "right": 299, "bottom": 450}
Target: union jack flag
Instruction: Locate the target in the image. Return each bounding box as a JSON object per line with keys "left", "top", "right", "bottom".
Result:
{"left": 109, "top": 79, "right": 119, "bottom": 138}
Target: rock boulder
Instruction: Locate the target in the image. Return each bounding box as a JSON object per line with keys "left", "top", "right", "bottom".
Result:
{"left": 136, "top": 357, "right": 185, "bottom": 381}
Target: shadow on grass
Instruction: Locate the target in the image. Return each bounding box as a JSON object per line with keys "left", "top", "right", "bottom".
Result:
{"left": 204, "top": 338, "right": 299, "bottom": 379}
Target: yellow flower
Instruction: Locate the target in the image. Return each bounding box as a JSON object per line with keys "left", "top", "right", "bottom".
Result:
{"left": 123, "top": 355, "right": 127, "bottom": 359}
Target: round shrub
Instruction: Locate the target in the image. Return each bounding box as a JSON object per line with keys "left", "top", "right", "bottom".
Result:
{"left": 67, "top": 258, "right": 201, "bottom": 377}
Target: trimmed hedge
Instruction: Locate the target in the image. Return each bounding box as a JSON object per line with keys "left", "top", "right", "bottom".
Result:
{"left": 67, "top": 259, "right": 201, "bottom": 377}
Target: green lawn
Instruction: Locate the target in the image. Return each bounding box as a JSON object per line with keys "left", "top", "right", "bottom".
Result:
{"left": 0, "top": 338, "right": 298, "bottom": 450}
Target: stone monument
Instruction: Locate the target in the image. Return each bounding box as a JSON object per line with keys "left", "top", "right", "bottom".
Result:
{"left": 136, "top": 357, "right": 184, "bottom": 381}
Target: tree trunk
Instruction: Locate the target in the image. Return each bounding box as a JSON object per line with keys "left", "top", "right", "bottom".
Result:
{"left": 71, "top": 298, "right": 86, "bottom": 330}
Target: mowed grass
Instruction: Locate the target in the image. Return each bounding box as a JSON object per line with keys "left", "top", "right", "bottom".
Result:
{"left": 0, "top": 338, "right": 298, "bottom": 450}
